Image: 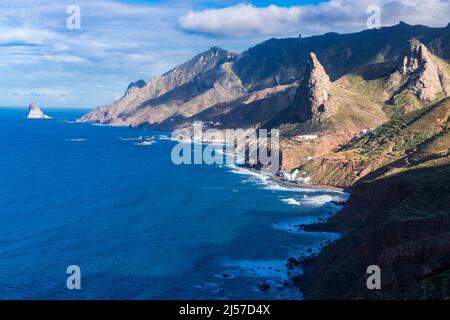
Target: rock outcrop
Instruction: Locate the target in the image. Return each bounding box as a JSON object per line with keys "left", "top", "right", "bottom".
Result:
{"left": 293, "top": 53, "right": 332, "bottom": 122}
{"left": 126, "top": 79, "right": 146, "bottom": 93}
{"left": 400, "top": 40, "right": 450, "bottom": 102}
{"left": 26, "top": 102, "right": 51, "bottom": 119}
{"left": 262, "top": 52, "right": 387, "bottom": 172}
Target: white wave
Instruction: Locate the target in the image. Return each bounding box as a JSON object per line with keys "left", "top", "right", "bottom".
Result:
{"left": 215, "top": 149, "right": 245, "bottom": 163}
{"left": 134, "top": 141, "right": 155, "bottom": 146}
{"left": 272, "top": 217, "right": 322, "bottom": 232}
{"left": 66, "top": 138, "right": 87, "bottom": 142}
{"left": 118, "top": 136, "right": 144, "bottom": 141}
{"left": 263, "top": 182, "right": 317, "bottom": 193}
{"left": 282, "top": 198, "right": 300, "bottom": 206}
{"left": 281, "top": 194, "right": 348, "bottom": 211}
{"left": 227, "top": 166, "right": 270, "bottom": 186}
{"left": 300, "top": 194, "right": 334, "bottom": 206}
{"left": 158, "top": 135, "right": 171, "bottom": 140}
{"left": 225, "top": 163, "right": 349, "bottom": 208}
{"left": 272, "top": 219, "right": 341, "bottom": 241}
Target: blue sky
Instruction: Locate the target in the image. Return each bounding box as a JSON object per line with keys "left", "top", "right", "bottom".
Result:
{"left": 0, "top": 0, "right": 449, "bottom": 108}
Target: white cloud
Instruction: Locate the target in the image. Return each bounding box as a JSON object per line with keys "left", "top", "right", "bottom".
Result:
{"left": 11, "top": 88, "right": 70, "bottom": 98}
{"left": 0, "top": 0, "right": 204, "bottom": 107}
{"left": 179, "top": 4, "right": 303, "bottom": 37}
{"left": 0, "top": 27, "right": 59, "bottom": 45}
{"left": 179, "top": 0, "right": 450, "bottom": 37}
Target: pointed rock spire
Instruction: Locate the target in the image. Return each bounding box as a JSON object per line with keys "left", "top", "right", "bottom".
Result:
{"left": 294, "top": 53, "right": 333, "bottom": 122}
{"left": 27, "top": 102, "right": 51, "bottom": 119}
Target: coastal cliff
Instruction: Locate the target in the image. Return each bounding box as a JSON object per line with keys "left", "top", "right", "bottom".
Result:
{"left": 304, "top": 157, "right": 450, "bottom": 299}
{"left": 78, "top": 22, "right": 450, "bottom": 299}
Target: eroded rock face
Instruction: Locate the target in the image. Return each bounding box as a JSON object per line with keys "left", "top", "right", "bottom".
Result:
{"left": 401, "top": 41, "right": 450, "bottom": 102}
{"left": 26, "top": 102, "right": 51, "bottom": 119}
{"left": 294, "top": 53, "right": 332, "bottom": 122}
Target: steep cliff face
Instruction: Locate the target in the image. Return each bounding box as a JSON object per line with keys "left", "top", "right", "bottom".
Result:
{"left": 304, "top": 156, "right": 450, "bottom": 299}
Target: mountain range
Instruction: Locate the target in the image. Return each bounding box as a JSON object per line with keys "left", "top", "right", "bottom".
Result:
{"left": 79, "top": 22, "right": 450, "bottom": 299}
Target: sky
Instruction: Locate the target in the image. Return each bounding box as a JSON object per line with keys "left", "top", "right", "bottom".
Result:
{"left": 0, "top": 0, "right": 449, "bottom": 108}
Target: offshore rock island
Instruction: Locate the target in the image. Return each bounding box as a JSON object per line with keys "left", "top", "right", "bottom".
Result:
{"left": 26, "top": 102, "right": 51, "bottom": 119}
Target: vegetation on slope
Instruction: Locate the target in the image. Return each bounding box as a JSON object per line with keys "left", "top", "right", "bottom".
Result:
{"left": 297, "top": 97, "right": 450, "bottom": 188}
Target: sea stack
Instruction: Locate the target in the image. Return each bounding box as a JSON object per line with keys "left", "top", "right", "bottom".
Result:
{"left": 26, "top": 102, "right": 51, "bottom": 119}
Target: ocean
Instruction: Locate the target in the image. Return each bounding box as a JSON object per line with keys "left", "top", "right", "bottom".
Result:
{"left": 0, "top": 107, "right": 345, "bottom": 300}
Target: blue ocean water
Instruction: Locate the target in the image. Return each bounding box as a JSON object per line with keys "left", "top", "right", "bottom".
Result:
{"left": 0, "top": 107, "right": 345, "bottom": 300}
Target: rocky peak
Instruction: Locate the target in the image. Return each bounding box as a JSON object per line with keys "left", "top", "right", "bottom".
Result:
{"left": 399, "top": 40, "right": 450, "bottom": 102}
{"left": 294, "top": 53, "right": 332, "bottom": 122}
{"left": 127, "top": 79, "right": 146, "bottom": 91}
{"left": 171, "top": 47, "right": 236, "bottom": 77}
{"left": 397, "top": 21, "right": 411, "bottom": 27}
{"left": 124, "top": 79, "right": 147, "bottom": 97}
{"left": 400, "top": 40, "right": 430, "bottom": 75}
{"left": 209, "top": 46, "right": 228, "bottom": 57}
{"left": 158, "top": 46, "right": 238, "bottom": 93}
{"left": 27, "top": 102, "right": 51, "bottom": 119}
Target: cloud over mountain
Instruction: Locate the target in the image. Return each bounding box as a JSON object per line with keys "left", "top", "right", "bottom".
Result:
{"left": 179, "top": 4, "right": 303, "bottom": 37}
{"left": 179, "top": 0, "right": 450, "bottom": 37}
